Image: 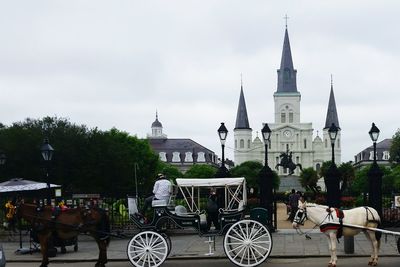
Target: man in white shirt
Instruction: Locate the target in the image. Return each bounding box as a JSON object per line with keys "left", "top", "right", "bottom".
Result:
{"left": 140, "top": 173, "right": 171, "bottom": 215}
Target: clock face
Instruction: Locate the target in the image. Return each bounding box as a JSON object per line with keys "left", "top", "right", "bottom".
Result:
{"left": 283, "top": 130, "right": 292, "bottom": 138}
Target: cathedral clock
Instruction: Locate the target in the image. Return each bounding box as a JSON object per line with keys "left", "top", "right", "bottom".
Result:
{"left": 283, "top": 130, "right": 292, "bottom": 138}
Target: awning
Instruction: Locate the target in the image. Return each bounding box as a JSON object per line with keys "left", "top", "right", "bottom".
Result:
{"left": 0, "top": 178, "right": 60, "bottom": 193}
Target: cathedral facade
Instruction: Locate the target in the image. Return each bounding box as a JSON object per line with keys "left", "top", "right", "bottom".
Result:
{"left": 233, "top": 27, "right": 341, "bottom": 175}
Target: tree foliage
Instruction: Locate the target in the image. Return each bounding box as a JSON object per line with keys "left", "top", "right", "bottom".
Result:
{"left": 183, "top": 164, "right": 217, "bottom": 178}
{"left": 390, "top": 129, "right": 400, "bottom": 164}
{"left": 299, "top": 167, "right": 319, "bottom": 192}
{"left": 230, "top": 161, "right": 280, "bottom": 191}
{"left": 0, "top": 116, "right": 160, "bottom": 196}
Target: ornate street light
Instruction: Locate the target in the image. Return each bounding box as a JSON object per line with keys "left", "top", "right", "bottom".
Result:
{"left": 328, "top": 123, "right": 339, "bottom": 163}
{"left": 325, "top": 123, "right": 341, "bottom": 208}
{"left": 259, "top": 123, "right": 275, "bottom": 230}
{"left": 368, "top": 123, "right": 383, "bottom": 218}
{"left": 41, "top": 138, "right": 54, "bottom": 204}
{"left": 217, "top": 122, "right": 228, "bottom": 170}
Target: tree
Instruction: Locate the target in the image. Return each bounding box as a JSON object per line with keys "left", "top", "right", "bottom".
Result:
{"left": 0, "top": 116, "right": 160, "bottom": 196}
{"left": 184, "top": 164, "right": 218, "bottom": 178}
{"left": 230, "top": 161, "right": 280, "bottom": 192}
{"left": 337, "top": 162, "right": 356, "bottom": 193}
{"left": 156, "top": 162, "right": 183, "bottom": 183}
{"left": 390, "top": 129, "right": 400, "bottom": 164}
{"left": 299, "top": 168, "right": 319, "bottom": 192}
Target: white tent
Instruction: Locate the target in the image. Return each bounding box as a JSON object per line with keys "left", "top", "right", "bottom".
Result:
{"left": 0, "top": 178, "right": 60, "bottom": 193}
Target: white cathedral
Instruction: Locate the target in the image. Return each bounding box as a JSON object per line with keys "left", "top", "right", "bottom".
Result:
{"left": 233, "top": 26, "right": 341, "bottom": 175}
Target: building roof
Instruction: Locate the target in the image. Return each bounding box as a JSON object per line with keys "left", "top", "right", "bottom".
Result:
{"left": 276, "top": 27, "right": 298, "bottom": 93}
{"left": 234, "top": 85, "right": 251, "bottom": 130}
{"left": 149, "top": 138, "right": 214, "bottom": 154}
{"left": 151, "top": 112, "right": 163, "bottom": 128}
{"left": 324, "top": 84, "right": 340, "bottom": 129}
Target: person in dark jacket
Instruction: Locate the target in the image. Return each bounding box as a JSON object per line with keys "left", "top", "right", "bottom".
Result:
{"left": 206, "top": 189, "right": 220, "bottom": 231}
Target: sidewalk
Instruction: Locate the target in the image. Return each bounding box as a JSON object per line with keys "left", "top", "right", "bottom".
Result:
{"left": 1, "top": 203, "right": 399, "bottom": 262}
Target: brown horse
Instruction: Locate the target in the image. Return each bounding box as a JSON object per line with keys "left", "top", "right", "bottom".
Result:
{"left": 16, "top": 203, "right": 110, "bottom": 267}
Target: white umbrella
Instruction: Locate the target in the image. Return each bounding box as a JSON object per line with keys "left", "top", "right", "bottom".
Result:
{"left": 0, "top": 178, "right": 60, "bottom": 193}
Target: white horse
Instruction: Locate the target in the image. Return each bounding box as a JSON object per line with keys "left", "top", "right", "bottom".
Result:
{"left": 292, "top": 202, "right": 381, "bottom": 267}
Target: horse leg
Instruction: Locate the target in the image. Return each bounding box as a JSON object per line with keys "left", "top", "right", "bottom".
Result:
{"left": 38, "top": 233, "right": 50, "bottom": 267}
{"left": 327, "top": 232, "right": 337, "bottom": 267}
{"left": 95, "top": 238, "right": 108, "bottom": 267}
{"left": 364, "top": 230, "right": 379, "bottom": 266}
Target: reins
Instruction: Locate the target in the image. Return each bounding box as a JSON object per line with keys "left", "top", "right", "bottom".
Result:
{"left": 294, "top": 206, "right": 333, "bottom": 238}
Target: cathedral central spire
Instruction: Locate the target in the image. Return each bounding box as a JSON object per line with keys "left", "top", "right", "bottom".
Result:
{"left": 234, "top": 82, "right": 251, "bottom": 130}
{"left": 277, "top": 26, "right": 298, "bottom": 93}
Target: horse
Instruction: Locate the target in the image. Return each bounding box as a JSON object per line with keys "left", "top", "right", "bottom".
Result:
{"left": 292, "top": 202, "right": 381, "bottom": 267}
{"left": 15, "top": 202, "right": 110, "bottom": 267}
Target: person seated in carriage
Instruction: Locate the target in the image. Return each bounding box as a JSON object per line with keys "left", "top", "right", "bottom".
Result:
{"left": 139, "top": 173, "right": 171, "bottom": 217}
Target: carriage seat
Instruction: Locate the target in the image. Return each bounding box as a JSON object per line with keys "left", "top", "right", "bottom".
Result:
{"left": 174, "top": 205, "right": 207, "bottom": 229}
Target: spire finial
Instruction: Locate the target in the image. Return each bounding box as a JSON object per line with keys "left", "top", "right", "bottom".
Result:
{"left": 284, "top": 14, "right": 289, "bottom": 28}
{"left": 156, "top": 110, "right": 158, "bottom": 120}
{"left": 331, "top": 74, "right": 333, "bottom": 87}
{"left": 240, "top": 73, "right": 243, "bottom": 88}
{"left": 317, "top": 130, "right": 319, "bottom": 137}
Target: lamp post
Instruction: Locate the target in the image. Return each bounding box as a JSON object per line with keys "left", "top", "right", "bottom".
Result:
{"left": 368, "top": 122, "right": 383, "bottom": 218}
{"left": 215, "top": 122, "right": 229, "bottom": 178}
{"left": 260, "top": 123, "right": 275, "bottom": 230}
{"left": 41, "top": 138, "right": 54, "bottom": 205}
{"left": 325, "top": 123, "right": 341, "bottom": 208}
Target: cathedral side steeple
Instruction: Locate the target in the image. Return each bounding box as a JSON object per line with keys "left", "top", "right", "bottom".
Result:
{"left": 149, "top": 111, "right": 167, "bottom": 139}
{"left": 234, "top": 81, "right": 253, "bottom": 165}
{"left": 324, "top": 78, "right": 340, "bottom": 129}
{"left": 234, "top": 83, "right": 251, "bottom": 130}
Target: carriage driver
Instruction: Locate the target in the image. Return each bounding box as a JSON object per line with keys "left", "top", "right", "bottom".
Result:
{"left": 140, "top": 173, "right": 171, "bottom": 215}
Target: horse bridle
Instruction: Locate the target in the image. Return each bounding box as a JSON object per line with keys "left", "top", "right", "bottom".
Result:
{"left": 293, "top": 207, "right": 307, "bottom": 225}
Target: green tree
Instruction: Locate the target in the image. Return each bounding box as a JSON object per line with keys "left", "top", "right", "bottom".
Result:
{"left": 230, "top": 161, "right": 280, "bottom": 191}
{"left": 390, "top": 129, "right": 400, "bottom": 164}
{"left": 184, "top": 164, "right": 218, "bottom": 178}
{"left": 156, "top": 162, "right": 183, "bottom": 183}
{"left": 338, "top": 162, "right": 355, "bottom": 193}
{"left": 0, "top": 117, "right": 160, "bottom": 196}
{"left": 299, "top": 167, "right": 319, "bottom": 192}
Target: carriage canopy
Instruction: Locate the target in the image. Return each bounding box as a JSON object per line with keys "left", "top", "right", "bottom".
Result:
{"left": 175, "top": 177, "right": 247, "bottom": 213}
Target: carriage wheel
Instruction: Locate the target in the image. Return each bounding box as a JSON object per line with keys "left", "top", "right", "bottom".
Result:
{"left": 160, "top": 233, "right": 172, "bottom": 257}
{"left": 127, "top": 231, "right": 168, "bottom": 267}
{"left": 223, "top": 220, "right": 273, "bottom": 267}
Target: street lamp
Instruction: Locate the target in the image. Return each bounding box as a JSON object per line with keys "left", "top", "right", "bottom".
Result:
{"left": 260, "top": 123, "right": 275, "bottom": 230}
{"left": 368, "top": 122, "right": 383, "bottom": 218}
{"left": 215, "top": 123, "right": 229, "bottom": 178}
{"left": 41, "top": 138, "right": 54, "bottom": 205}
{"left": 325, "top": 123, "right": 341, "bottom": 208}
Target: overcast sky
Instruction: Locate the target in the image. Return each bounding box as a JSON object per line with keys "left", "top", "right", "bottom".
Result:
{"left": 0, "top": 0, "right": 399, "bottom": 163}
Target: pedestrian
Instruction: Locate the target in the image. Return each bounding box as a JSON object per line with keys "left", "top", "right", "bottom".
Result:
{"left": 206, "top": 189, "right": 220, "bottom": 231}
{"left": 288, "top": 189, "right": 300, "bottom": 222}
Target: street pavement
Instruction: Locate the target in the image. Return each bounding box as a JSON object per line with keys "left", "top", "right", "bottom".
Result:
{"left": 1, "top": 203, "right": 399, "bottom": 263}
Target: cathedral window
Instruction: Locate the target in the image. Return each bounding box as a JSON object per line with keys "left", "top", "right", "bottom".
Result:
{"left": 268, "top": 140, "right": 271, "bottom": 149}
{"left": 289, "top": 112, "right": 293, "bottom": 123}
{"left": 286, "top": 144, "right": 289, "bottom": 151}
{"left": 247, "top": 139, "right": 250, "bottom": 149}
{"left": 240, "top": 139, "right": 244, "bottom": 148}
{"left": 197, "top": 152, "right": 206, "bottom": 162}
{"left": 281, "top": 113, "right": 286, "bottom": 123}
{"left": 316, "top": 163, "right": 321, "bottom": 171}
{"left": 325, "top": 139, "right": 327, "bottom": 148}
{"left": 235, "top": 139, "right": 237, "bottom": 149}
{"left": 304, "top": 139, "right": 307, "bottom": 149}
{"left": 296, "top": 156, "right": 299, "bottom": 164}
{"left": 184, "top": 152, "right": 193, "bottom": 162}
{"left": 276, "top": 157, "right": 279, "bottom": 165}
{"left": 172, "top": 152, "right": 181, "bottom": 162}
{"left": 338, "top": 138, "right": 340, "bottom": 148}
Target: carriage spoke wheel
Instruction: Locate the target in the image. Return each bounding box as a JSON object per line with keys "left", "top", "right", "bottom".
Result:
{"left": 224, "top": 220, "right": 273, "bottom": 267}
{"left": 127, "top": 231, "right": 168, "bottom": 267}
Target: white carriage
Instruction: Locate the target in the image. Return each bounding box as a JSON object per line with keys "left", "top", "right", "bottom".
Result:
{"left": 126, "top": 177, "right": 273, "bottom": 267}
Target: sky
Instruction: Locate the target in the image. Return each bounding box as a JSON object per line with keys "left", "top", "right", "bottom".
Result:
{"left": 0, "top": 0, "right": 399, "bottom": 163}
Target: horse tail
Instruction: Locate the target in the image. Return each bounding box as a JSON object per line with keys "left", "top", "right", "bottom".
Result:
{"left": 375, "top": 222, "right": 382, "bottom": 249}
